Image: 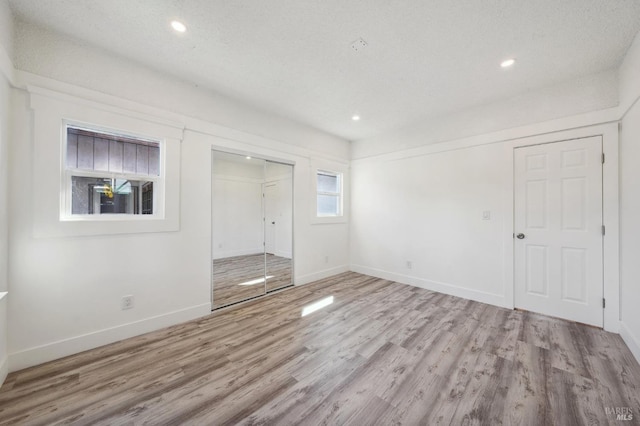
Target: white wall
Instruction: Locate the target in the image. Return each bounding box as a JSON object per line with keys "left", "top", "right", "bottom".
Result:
{"left": 350, "top": 54, "right": 622, "bottom": 329}
{"left": 352, "top": 120, "right": 619, "bottom": 331}
{"left": 351, "top": 69, "right": 618, "bottom": 159}
{"left": 351, "top": 143, "right": 510, "bottom": 306}
{"left": 5, "top": 22, "right": 350, "bottom": 372}
{"left": 619, "top": 31, "right": 640, "bottom": 363}
{"left": 8, "top": 89, "right": 212, "bottom": 369}
{"left": 4, "top": 4, "right": 637, "bottom": 377}
{"left": 0, "top": 0, "right": 12, "bottom": 387}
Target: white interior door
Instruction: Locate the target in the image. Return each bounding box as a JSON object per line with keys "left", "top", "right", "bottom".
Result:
{"left": 264, "top": 183, "right": 277, "bottom": 255}
{"left": 514, "top": 136, "right": 603, "bottom": 327}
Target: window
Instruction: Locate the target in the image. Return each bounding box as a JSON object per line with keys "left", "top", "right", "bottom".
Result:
{"left": 64, "top": 126, "right": 161, "bottom": 217}
{"left": 29, "top": 88, "right": 180, "bottom": 237}
{"left": 316, "top": 170, "right": 342, "bottom": 217}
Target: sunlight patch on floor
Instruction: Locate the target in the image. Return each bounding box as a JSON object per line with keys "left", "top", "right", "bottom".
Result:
{"left": 301, "top": 296, "right": 334, "bottom": 317}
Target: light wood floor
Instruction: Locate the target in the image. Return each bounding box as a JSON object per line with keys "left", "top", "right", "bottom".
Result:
{"left": 1, "top": 272, "right": 639, "bottom": 425}
{"left": 212, "top": 253, "right": 292, "bottom": 308}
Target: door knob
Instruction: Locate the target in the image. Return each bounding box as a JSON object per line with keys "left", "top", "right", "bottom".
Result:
{"left": 516, "top": 233, "right": 525, "bottom": 239}
{"left": 272, "top": 221, "right": 275, "bottom": 224}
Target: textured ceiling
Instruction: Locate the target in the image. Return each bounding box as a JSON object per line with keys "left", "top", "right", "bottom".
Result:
{"left": 8, "top": 0, "right": 640, "bottom": 141}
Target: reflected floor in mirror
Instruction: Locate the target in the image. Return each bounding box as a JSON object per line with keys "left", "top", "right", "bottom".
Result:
{"left": 2, "top": 272, "right": 639, "bottom": 425}
{"left": 212, "top": 253, "right": 292, "bottom": 308}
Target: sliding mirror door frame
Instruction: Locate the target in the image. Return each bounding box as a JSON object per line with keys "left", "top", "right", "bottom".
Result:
{"left": 264, "top": 160, "right": 294, "bottom": 293}
{"left": 211, "top": 150, "right": 266, "bottom": 308}
{"left": 211, "top": 148, "right": 294, "bottom": 310}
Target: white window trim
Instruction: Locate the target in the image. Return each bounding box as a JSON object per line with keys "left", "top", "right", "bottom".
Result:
{"left": 29, "top": 86, "right": 182, "bottom": 237}
{"left": 60, "top": 121, "right": 165, "bottom": 221}
{"left": 316, "top": 169, "right": 343, "bottom": 218}
{"left": 312, "top": 165, "right": 348, "bottom": 225}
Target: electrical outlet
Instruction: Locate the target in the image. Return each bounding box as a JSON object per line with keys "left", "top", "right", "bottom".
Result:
{"left": 482, "top": 211, "right": 491, "bottom": 220}
{"left": 350, "top": 38, "right": 368, "bottom": 52}
{"left": 406, "top": 261, "right": 412, "bottom": 269}
{"left": 122, "top": 295, "right": 134, "bottom": 310}
{"left": 324, "top": 256, "right": 329, "bottom": 264}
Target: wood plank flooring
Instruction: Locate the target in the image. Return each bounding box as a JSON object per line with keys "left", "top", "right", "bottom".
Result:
{"left": 212, "top": 254, "right": 292, "bottom": 308}
{"left": 1, "top": 272, "right": 639, "bottom": 425}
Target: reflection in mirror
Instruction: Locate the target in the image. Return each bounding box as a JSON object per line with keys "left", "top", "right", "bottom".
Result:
{"left": 212, "top": 151, "right": 266, "bottom": 308}
{"left": 265, "top": 161, "right": 294, "bottom": 292}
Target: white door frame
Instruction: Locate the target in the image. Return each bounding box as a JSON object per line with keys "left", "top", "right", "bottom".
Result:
{"left": 504, "top": 122, "right": 619, "bottom": 332}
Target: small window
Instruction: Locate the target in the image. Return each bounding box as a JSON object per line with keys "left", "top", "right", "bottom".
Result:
{"left": 316, "top": 170, "right": 342, "bottom": 217}
{"left": 64, "top": 126, "right": 161, "bottom": 217}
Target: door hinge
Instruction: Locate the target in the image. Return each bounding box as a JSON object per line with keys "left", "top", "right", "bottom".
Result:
{"left": 602, "top": 153, "right": 605, "bottom": 164}
{"left": 602, "top": 225, "right": 605, "bottom": 236}
{"left": 603, "top": 298, "right": 606, "bottom": 308}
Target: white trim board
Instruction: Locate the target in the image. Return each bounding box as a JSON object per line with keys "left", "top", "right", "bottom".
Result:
{"left": 27, "top": 85, "right": 185, "bottom": 131}
{"left": 620, "top": 321, "right": 640, "bottom": 365}
{"left": 8, "top": 303, "right": 211, "bottom": 372}
{"left": 17, "top": 72, "right": 349, "bottom": 165}
{"left": 213, "top": 249, "right": 264, "bottom": 260}
{"left": 350, "top": 264, "right": 508, "bottom": 308}
{"left": 296, "top": 265, "right": 350, "bottom": 286}
{"left": 351, "top": 109, "right": 620, "bottom": 165}
{"left": 272, "top": 250, "right": 293, "bottom": 259}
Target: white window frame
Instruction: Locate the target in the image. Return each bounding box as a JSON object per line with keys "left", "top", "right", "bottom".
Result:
{"left": 316, "top": 169, "right": 343, "bottom": 218}
{"left": 29, "top": 85, "right": 182, "bottom": 238}
{"left": 61, "top": 122, "right": 165, "bottom": 221}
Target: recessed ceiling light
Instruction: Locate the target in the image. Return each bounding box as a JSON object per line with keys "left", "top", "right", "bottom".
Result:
{"left": 352, "top": 115, "right": 360, "bottom": 121}
{"left": 171, "top": 20, "right": 187, "bottom": 33}
{"left": 246, "top": 156, "right": 251, "bottom": 160}
{"left": 501, "top": 58, "right": 516, "bottom": 68}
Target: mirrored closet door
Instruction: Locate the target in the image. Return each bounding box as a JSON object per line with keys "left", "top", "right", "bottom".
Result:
{"left": 211, "top": 150, "right": 293, "bottom": 309}
{"left": 264, "top": 161, "right": 293, "bottom": 292}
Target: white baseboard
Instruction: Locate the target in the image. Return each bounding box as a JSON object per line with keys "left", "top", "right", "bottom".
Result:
{"left": 620, "top": 321, "right": 640, "bottom": 365}
{"left": 213, "top": 249, "right": 292, "bottom": 260}
{"left": 273, "top": 250, "right": 292, "bottom": 259}
{"left": 350, "top": 264, "right": 508, "bottom": 308}
{"left": 213, "top": 248, "right": 263, "bottom": 260}
{"left": 296, "top": 265, "right": 350, "bottom": 285}
{"left": 0, "top": 356, "right": 7, "bottom": 388}
{"left": 8, "top": 303, "right": 211, "bottom": 372}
